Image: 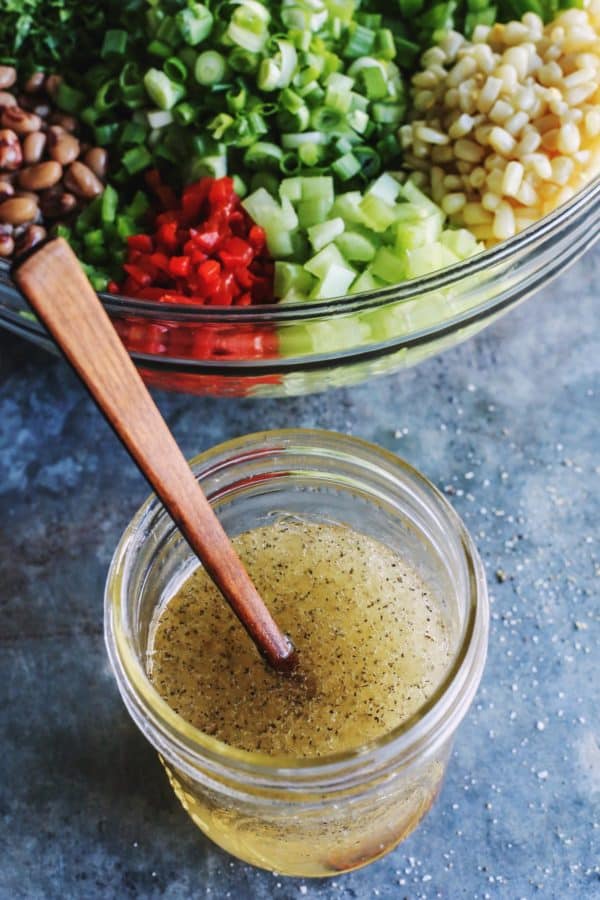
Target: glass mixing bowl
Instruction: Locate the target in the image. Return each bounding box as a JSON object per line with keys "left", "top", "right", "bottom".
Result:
{"left": 1, "top": 175, "right": 598, "bottom": 397}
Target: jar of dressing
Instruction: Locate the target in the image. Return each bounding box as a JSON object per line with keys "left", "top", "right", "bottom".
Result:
{"left": 105, "top": 429, "right": 488, "bottom": 877}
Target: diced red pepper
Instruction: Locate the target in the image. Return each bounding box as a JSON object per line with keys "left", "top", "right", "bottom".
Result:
{"left": 116, "top": 176, "right": 275, "bottom": 314}
{"left": 127, "top": 234, "right": 154, "bottom": 253}
{"left": 169, "top": 256, "right": 191, "bottom": 278}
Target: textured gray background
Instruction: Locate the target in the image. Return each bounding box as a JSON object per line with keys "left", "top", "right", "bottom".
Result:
{"left": 0, "top": 247, "right": 598, "bottom": 899}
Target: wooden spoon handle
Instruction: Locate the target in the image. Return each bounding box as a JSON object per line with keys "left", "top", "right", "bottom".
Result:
{"left": 14, "top": 238, "right": 296, "bottom": 673}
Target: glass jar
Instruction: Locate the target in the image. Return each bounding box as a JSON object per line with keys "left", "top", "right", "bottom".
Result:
{"left": 104, "top": 429, "right": 489, "bottom": 877}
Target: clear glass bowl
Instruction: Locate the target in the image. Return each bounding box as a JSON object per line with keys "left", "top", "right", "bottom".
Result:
{"left": 2, "top": 175, "right": 599, "bottom": 397}
{"left": 104, "top": 430, "right": 489, "bottom": 876}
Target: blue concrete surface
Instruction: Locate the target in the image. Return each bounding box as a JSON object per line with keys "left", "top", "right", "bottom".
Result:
{"left": 0, "top": 247, "right": 598, "bottom": 900}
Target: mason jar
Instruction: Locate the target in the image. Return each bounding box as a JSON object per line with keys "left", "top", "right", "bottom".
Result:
{"left": 105, "top": 429, "right": 488, "bottom": 877}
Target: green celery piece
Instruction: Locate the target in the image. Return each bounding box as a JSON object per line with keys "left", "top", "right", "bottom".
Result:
{"left": 366, "top": 172, "right": 402, "bottom": 204}
{"left": 331, "top": 192, "right": 366, "bottom": 225}
{"left": 440, "top": 228, "right": 482, "bottom": 258}
{"left": 335, "top": 230, "right": 379, "bottom": 262}
{"left": 395, "top": 213, "right": 443, "bottom": 250}
{"left": 274, "top": 262, "right": 315, "bottom": 299}
{"left": 349, "top": 270, "right": 386, "bottom": 294}
{"left": 300, "top": 176, "right": 335, "bottom": 206}
{"left": 305, "top": 244, "right": 348, "bottom": 279}
{"left": 404, "top": 242, "right": 459, "bottom": 279}
{"left": 296, "top": 197, "right": 334, "bottom": 229}
{"left": 359, "top": 194, "right": 398, "bottom": 233}
{"left": 279, "top": 177, "right": 304, "bottom": 203}
{"left": 370, "top": 246, "right": 407, "bottom": 283}
{"left": 307, "top": 218, "right": 345, "bottom": 253}
{"left": 311, "top": 263, "right": 357, "bottom": 299}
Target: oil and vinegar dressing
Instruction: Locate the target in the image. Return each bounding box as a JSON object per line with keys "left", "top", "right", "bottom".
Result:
{"left": 148, "top": 520, "right": 453, "bottom": 757}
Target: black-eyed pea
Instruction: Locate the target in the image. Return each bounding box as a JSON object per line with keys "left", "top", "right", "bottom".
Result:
{"left": 24, "top": 72, "right": 46, "bottom": 94}
{"left": 0, "top": 67, "right": 16, "bottom": 91}
{"left": 23, "top": 131, "right": 47, "bottom": 165}
{"left": 0, "top": 129, "right": 22, "bottom": 171}
{"left": 0, "top": 92, "right": 17, "bottom": 109}
{"left": 48, "top": 128, "right": 80, "bottom": 165}
{"left": 39, "top": 189, "right": 77, "bottom": 218}
{"left": 64, "top": 161, "right": 103, "bottom": 199}
{"left": 0, "top": 233, "right": 14, "bottom": 257}
{"left": 83, "top": 147, "right": 108, "bottom": 179}
{"left": 15, "top": 224, "right": 47, "bottom": 255}
{"left": 49, "top": 112, "right": 77, "bottom": 132}
{"left": 18, "top": 161, "right": 63, "bottom": 192}
{"left": 1, "top": 106, "right": 42, "bottom": 135}
{"left": 44, "top": 75, "right": 62, "bottom": 99}
{"left": 0, "top": 195, "right": 38, "bottom": 225}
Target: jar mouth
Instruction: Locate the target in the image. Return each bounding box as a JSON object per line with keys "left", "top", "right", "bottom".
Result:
{"left": 105, "top": 429, "right": 488, "bottom": 779}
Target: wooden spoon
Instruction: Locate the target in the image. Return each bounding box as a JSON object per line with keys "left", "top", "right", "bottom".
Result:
{"left": 14, "top": 237, "right": 297, "bottom": 674}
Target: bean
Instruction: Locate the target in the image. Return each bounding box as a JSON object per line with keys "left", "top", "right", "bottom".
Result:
{"left": 49, "top": 112, "right": 77, "bottom": 132}
{"left": 15, "top": 224, "right": 47, "bottom": 255}
{"left": 24, "top": 72, "right": 46, "bottom": 94}
{"left": 64, "top": 161, "right": 103, "bottom": 199}
{"left": 23, "top": 131, "right": 47, "bottom": 165}
{"left": 18, "top": 161, "right": 63, "bottom": 191}
{"left": 1, "top": 107, "right": 42, "bottom": 135}
{"left": 0, "top": 67, "right": 17, "bottom": 91}
{"left": 0, "top": 92, "right": 17, "bottom": 109}
{"left": 44, "top": 75, "right": 62, "bottom": 99}
{"left": 0, "top": 129, "right": 22, "bottom": 171}
{"left": 48, "top": 128, "right": 80, "bottom": 165}
{"left": 32, "top": 103, "right": 51, "bottom": 119}
{"left": 0, "top": 233, "right": 14, "bottom": 256}
{"left": 39, "top": 189, "right": 77, "bottom": 218}
{"left": 84, "top": 147, "right": 108, "bottom": 179}
{"left": 0, "top": 181, "right": 14, "bottom": 201}
{"left": 0, "top": 196, "right": 38, "bottom": 225}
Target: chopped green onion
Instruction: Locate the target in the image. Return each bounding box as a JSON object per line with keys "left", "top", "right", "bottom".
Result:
{"left": 122, "top": 145, "right": 153, "bottom": 174}
{"left": 243, "top": 141, "right": 284, "bottom": 170}
{"left": 56, "top": 82, "right": 86, "bottom": 113}
{"left": 144, "top": 69, "right": 185, "bottom": 110}
{"left": 164, "top": 57, "right": 188, "bottom": 84}
{"left": 101, "top": 185, "right": 118, "bottom": 224}
{"left": 147, "top": 40, "right": 172, "bottom": 59}
{"left": 195, "top": 50, "right": 227, "bottom": 85}
{"left": 176, "top": 4, "right": 214, "bottom": 46}
{"left": 343, "top": 24, "right": 375, "bottom": 59}
{"left": 101, "top": 29, "right": 127, "bottom": 58}
{"left": 146, "top": 109, "right": 174, "bottom": 129}
{"left": 332, "top": 152, "right": 362, "bottom": 181}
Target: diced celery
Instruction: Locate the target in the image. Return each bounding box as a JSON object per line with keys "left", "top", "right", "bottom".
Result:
{"left": 349, "top": 270, "right": 386, "bottom": 294}
{"left": 440, "top": 228, "right": 482, "bottom": 258}
{"left": 359, "top": 193, "right": 398, "bottom": 232}
{"left": 300, "top": 176, "right": 335, "bottom": 207}
{"left": 365, "top": 172, "right": 402, "bottom": 204}
{"left": 305, "top": 243, "right": 348, "bottom": 279}
{"left": 311, "top": 263, "right": 357, "bottom": 299}
{"left": 297, "top": 197, "right": 334, "bottom": 229}
{"left": 274, "top": 262, "right": 315, "bottom": 298}
{"left": 399, "top": 179, "right": 444, "bottom": 217}
{"left": 331, "top": 191, "right": 365, "bottom": 224}
{"left": 404, "top": 242, "right": 459, "bottom": 279}
{"left": 395, "top": 213, "right": 443, "bottom": 250}
{"left": 335, "top": 229, "right": 378, "bottom": 262}
{"left": 266, "top": 231, "right": 296, "bottom": 258}
{"left": 307, "top": 218, "right": 345, "bottom": 252}
{"left": 279, "top": 177, "right": 304, "bottom": 203}
{"left": 370, "top": 246, "right": 407, "bottom": 283}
